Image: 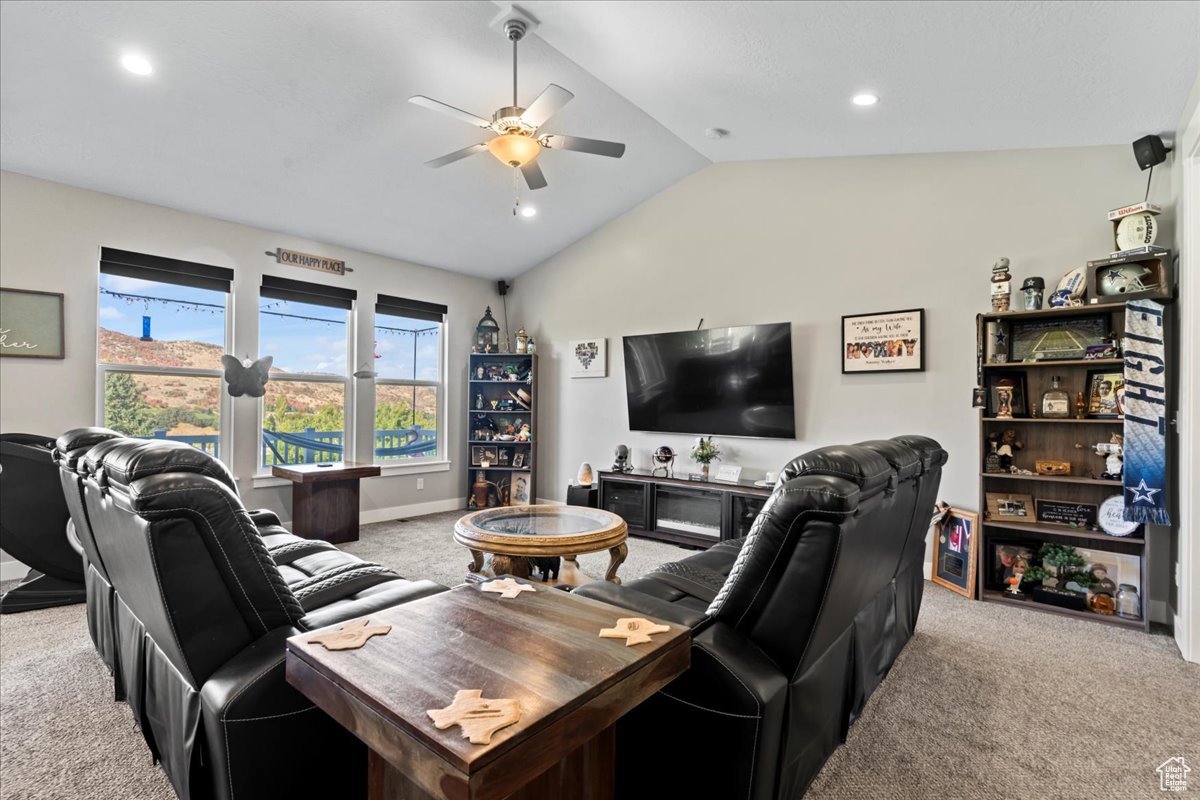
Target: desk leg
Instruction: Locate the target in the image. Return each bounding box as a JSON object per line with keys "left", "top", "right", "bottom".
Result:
{"left": 604, "top": 543, "right": 628, "bottom": 585}
{"left": 291, "top": 479, "right": 362, "bottom": 544}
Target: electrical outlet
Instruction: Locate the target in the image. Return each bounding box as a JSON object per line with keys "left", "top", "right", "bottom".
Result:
{"left": 417, "top": 478, "right": 424, "bottom": 491}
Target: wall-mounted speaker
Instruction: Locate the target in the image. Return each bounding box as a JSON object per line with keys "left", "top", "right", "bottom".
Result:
{"left": 1132, "top": 135, "right": 1171, "bottom": 170}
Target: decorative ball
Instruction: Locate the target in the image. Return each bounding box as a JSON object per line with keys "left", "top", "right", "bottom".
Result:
{"left": 653, "top": 446, "right": 675, "bottom": 464}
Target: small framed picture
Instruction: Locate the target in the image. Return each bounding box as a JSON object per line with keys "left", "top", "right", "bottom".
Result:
{"left": 972, "top": 387, "right": 987, "bottom": 408}
{"left": 984, "top": 371, "right": 1028, "bottom": 418}
{"left": 1009, "top": 315, "right": 1110, "bottom": 362}
{"left": 512, "top": 474, "right": 531, "bottom": 504}
{"left": 512, "top": 451, "right": 526, "bottom": 468}
{"left": 841, "top": 308, "right": 924, "bottom": 373}
{"left": 569, "top": 338, "right": 607, "bottom": 378}
{"left": 498, "top": 449, "right": 510, "bottom": 466}
{"left": 471, "top": 445, "right": 499, "bottom": 467}
{"left": 1085, "top": 368, "right": 1125, "bottom": 419}
{"left": 985, "top": 540, "right": 1037, "bottom": 593}
{"left": 931, "top": 507, "right": 979, "bottom": 599}
{"left": 986, "top": 492, "right": 1035, "bottom": 521}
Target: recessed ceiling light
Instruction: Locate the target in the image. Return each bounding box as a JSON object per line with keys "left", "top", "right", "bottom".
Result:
{"left": 120, "top": 53, "right": 153, "bottom": 76}
{"left": 852, "top": 93, "right": 879, "bottom": 107}
{"left": 519, "top": 206, "right": 537, "bottom": 218}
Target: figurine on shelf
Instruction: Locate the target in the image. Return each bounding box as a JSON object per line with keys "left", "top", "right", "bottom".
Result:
{"left": 1074, "top": 391, "right": 1087, "bottom": 419}
{"left": 612, "top": 444, "right": 633, "bottom": 473}
{"left": 1096, "top": 433, "right": 1124, "bottom": 480}
{"left": 475, "top": 393, "right": 484, "bottom": 410}
{"left": 516, "top": 423, "right": 531, "bottom": 442}
{"left": 988, "top": 429, "right": 1023, "bottom": 471}
{"left": 1020, "top": 276, "right": 1044, "bottom": 311}
{"left": 990, "top": 257, "right": 1012, "bottom": 312}
{"left": 994, "top": 378, "right": 1015, "bottom": 419}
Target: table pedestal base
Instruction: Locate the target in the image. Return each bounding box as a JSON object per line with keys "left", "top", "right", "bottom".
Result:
{"left": 368, "top": 725, "right": 615, "bottom": 800}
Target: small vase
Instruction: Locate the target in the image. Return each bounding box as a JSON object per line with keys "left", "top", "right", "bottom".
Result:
{"left": 701, "top": 463, "right": 709, "bottom": 479}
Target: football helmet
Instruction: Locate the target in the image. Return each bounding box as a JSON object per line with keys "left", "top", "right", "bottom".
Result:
{"left": 1099, "top": 265, "right": 1153, "bottom": 296}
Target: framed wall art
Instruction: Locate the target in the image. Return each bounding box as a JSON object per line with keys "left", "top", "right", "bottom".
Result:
{"left": 0, "top": 287, "right": 65, "bottom": 359}
{"left": 842, "top": 308, "right": 924, "bottom": 373}
{"left": 569, "top": 338, "right": 607, "bottom": 378}
{"left": 931, "top": 507, "right": 979, "bottom": 599}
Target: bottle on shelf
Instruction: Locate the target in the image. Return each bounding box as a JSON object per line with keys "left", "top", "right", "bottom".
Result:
{"left": 1040, "top": 375, "right": 1070, "bottom": 419}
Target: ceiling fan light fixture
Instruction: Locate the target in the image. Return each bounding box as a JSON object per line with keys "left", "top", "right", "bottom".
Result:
{"left": 487, "top": 133, "right": 541, "bottom": 167}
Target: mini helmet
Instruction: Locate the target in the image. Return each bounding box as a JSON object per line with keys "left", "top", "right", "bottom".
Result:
{"left": 1099, "top": 265, "right": 1153, "bottom": 296}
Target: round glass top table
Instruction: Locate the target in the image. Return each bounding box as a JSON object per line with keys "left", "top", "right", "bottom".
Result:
{"left": 454, "top": 505, "right": 628, "bottom": 585}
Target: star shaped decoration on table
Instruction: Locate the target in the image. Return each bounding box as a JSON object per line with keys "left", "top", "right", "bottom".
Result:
{"left": 427, "top": 690, "right": 521, "bottom": 745}
{"left": 1127, "top": 478, "right": 1161, "bottom": 504}
{"left": 599, "top": 617, "right": 672, "bottom": 646}
{"left": 992, "top": 329, "right": 1007, "bottom": 346}
{"left": 480, "top": 578, "right": 536, "bottom": 599}
{"left": 305, "top": 618, "right": 392, "bottom": 651}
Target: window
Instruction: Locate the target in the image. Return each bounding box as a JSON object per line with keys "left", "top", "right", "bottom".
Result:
{"left": 97, "top": 248, "right": 232, "bottom": 459}
{"left": 373, "top": 294, "right": 446, "bottom": 462}
{"left": 259, "top": 276, "right": 355, "bottom": 467}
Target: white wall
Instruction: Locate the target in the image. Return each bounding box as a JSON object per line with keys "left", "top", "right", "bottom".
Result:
{"left": 1, "top": 171, "right": 496, "bottom": 578}
{"left": 509, "top": 144, "right": 1177, "bottom": 619}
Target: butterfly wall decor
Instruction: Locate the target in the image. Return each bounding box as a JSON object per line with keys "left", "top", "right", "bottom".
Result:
{"left": 221, "top": 355, "right": 273, "bottom": 398}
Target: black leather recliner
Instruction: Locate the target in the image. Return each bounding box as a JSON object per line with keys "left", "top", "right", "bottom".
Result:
{"left": 576, "top": 435, "right": 947, "bottom": 799}
{"left": 60, "top": 431, "right": 447, "bottom": 800}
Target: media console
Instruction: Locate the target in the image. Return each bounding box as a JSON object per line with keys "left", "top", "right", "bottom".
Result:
{"left": 597, "top": 469, "right": 773, "bottom": 548}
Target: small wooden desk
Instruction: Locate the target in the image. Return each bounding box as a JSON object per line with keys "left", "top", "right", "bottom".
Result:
{"left": 286, "top": 583, "right": 690, "bottom": 800}
{"left": 271, "top": 461, "right": 380, "bottom": 544}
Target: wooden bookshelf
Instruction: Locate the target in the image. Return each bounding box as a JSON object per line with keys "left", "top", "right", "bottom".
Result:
{"left": 976, "top": 303, "right": 1153, "bottom": 631}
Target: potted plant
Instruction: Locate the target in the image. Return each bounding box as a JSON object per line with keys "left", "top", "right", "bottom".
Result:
{"left": 690, "top": 436, "right": 721, "bottom": 479}
{"left": 1020, "top": 543, "right": 1096, "bottom": 612}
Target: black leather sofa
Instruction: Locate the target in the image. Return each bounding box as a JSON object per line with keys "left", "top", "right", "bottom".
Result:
{"left": 54, "top": 429, "right": 447, "bottom": 800}
{"left": 575, "top": 435, "right": 947, "bottom": 799}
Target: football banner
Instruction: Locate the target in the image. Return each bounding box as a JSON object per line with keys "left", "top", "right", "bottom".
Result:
{"left": 1122, "top": 300, "right": 1170, "bottom": 526}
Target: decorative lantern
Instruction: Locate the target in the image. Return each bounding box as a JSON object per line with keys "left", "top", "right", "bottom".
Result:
{"left": 475, "top": 307, "right": 500, "bottom": 353}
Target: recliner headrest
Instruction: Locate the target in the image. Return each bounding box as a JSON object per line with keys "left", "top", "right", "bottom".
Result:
{"left": 889, "top": 435, "right": 949, "bottom": 473}
{"left": 54, "top": 427, "right": 122, "bottom": 469}
{"left": 93, "top": 439, "right": 236, "bottom": 491}
{"left": 778, "top": 445, "right": 892, "bottom": 497}
{"left": 80, "top": 437, "right": 131, "bottom": 478}
{"left": 855, "top": 439, "right": 922, "bottom": 481}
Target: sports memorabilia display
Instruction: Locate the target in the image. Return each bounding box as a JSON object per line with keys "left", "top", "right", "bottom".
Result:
{"left": 989, "top": 257, "right": 1012, "bottom": 311}
{"left": 1122, "top": 300, "right": 1170, "bottom": 526}
{"left": 1047, "top": 266, "right": 1086, "bottom": 307}
{"left": 1085, "top": 249, "right": 1170, "bottom": 305}
{"left": 1020, "top": 277, "right": 1045, "bottom": 311}
{"left": 1009, "top": 315, "right": 1110, "bottom": 362}
{"left": 1114, "top": 212, "right": 1158, "bottom": 251}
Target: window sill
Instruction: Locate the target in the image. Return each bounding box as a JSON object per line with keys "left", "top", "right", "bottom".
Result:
{"left": 249, "top": 459, "right": 451, "bottom": 488}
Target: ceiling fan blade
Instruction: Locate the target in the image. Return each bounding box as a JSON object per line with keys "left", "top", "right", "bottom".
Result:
{"left": 520, "top": 160, "right": 548, "bottom": 191}
{"left": 540, "top": 134, "right": 626, "bottom": 159}
{"left": 408, "top": 96, "right": 492, "bottom": 129}
{"left": 424, "top": 142, "right": 488, "bottom": 168}
{"left": 520, "top": 84, "right": 574, "bottom": 130}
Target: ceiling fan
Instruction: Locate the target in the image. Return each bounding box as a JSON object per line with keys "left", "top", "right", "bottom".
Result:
{"left": 409, "top": 17, "right": 625, "bottom": 193}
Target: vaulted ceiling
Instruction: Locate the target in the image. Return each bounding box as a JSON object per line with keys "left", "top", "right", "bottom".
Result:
{"left": 2, "top": 1, "right": 1197, "bottom": 279}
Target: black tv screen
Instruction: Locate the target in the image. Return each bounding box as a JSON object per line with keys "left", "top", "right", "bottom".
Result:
{"left": 623, "top": 322, "right": 795, "bottom": 439}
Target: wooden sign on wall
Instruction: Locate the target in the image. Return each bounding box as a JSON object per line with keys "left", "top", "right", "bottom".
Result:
{"left": 266, "top": 248, "right": 346, "bottom": 276}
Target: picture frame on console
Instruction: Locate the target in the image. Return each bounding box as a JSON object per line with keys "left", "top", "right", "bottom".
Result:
{"left": 931, "top": 507, "right": 979, "bottom": 599}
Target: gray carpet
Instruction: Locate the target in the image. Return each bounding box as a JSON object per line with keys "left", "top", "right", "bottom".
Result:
{"left": 1, "top": 511, "right": 1197, "bottom": 799}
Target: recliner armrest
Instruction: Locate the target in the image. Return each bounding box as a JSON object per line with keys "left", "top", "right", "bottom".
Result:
{"left": 247, "top": 509, "right": 282, "bottom": 529}
{"left": 573, "top": 580, "right": 709, "bottom": 629}
{"left": 200, "top": 627, "right": 367, "bottom": 800}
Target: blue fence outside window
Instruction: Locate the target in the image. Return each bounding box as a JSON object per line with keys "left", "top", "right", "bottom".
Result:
{"left": 148, "top": 427, "right": 437, "bottom": 463}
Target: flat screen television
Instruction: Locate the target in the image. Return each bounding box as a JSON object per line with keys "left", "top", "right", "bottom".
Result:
{"left": 623, "top": 322, "right": 795, "bottom": 439}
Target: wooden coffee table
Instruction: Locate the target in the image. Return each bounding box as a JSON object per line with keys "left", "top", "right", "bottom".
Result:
{"left": 286, "top": 583, "right": 689, "bottom": 800}
{"left": 454, "top": 505, "right": 628, "bottom": 585}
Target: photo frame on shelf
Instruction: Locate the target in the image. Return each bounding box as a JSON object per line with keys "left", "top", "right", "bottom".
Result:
{"left": 471, "top": 445, "right": 499, "bottom": 467}
{"left": 568, "top": 338, "right": 607, "bottom": 378}
{"left": 0, "top": 287, "right": 65, "bottom": 359}
{"left": 1009, "top": 315, "right": 1110, "bottom": 362}
{"left": 841, "top": 308, "right": 925, "bottom": 373}
{"left": 1085, "top": 368, "right": 1125, "bottom": 419}
{"left": 984, "top": 371, "right": 1028, "bottom": 418}
{"left": 931, "top": 507, "right": 979, "bottom": 599}
{"left": 512, "top": 474, "right": 531, "bottom": 504}
{"left": 985, "top": 492, "right": 1035, "bottom": 522}
{"left": 1035, "top": 499, "right": 1098, "bottom": 529}
{"left": 985, "top": 540, "right": 1037, "bottom": 593}
{"left": 512, "top": 451, "right": 525, "bottom": 468}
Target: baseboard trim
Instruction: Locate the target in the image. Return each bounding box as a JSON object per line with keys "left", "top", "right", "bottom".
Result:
{"left": 360, "top": 497, "right": 464, "bottom": 525}
{"left": 1, "top": 560, "right": 30, "bottom": 582}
